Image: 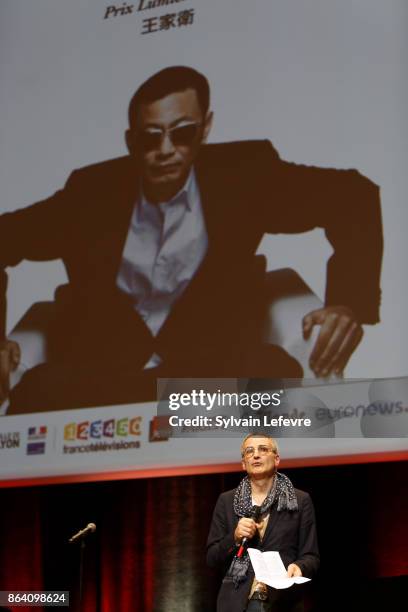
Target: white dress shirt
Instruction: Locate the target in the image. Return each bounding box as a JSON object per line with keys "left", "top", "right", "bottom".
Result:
{"left": 116, "top": 170, "right": 208, "bottom": 368}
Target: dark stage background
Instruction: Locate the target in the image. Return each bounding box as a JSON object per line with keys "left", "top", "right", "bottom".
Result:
{"left": 0, "top": 461, "right": 406, "bottom": 612}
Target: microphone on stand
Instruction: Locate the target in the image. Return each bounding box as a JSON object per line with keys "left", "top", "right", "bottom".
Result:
{"left": 237, "top": 506, "right": 261, "bottom": 558}
{"left": 69, "top": 522, "right": 96, "bottom": 544}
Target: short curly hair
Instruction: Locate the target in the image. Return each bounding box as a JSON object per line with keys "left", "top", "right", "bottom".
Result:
{"left": 240, "top": 433, "right": 279, "bottom": 458}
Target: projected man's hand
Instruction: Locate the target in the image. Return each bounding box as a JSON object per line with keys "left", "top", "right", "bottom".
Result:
{"left": 0, "top": 339, "right": 21, "bottom": 402}
{"left": 302, "top": 306, "right": 363, "bottom": 377}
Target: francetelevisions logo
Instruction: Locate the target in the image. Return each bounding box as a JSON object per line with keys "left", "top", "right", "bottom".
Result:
{"left": 26, "top": 426, "right": 48, "bottom": 455}
{"left": 64, "top": 417, "right": 142, "bottom": 441}
{"left": 63, "top": 417, "right": 142, "bottom": 454}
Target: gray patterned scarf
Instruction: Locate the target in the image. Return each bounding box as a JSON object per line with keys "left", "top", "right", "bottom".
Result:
{"left": 226, "top": 473, "right": 298, "bottom": 588}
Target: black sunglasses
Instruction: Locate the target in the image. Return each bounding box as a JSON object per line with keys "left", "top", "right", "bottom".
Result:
{"left": 139, "top": 122, "right": 201, "bottom": 152}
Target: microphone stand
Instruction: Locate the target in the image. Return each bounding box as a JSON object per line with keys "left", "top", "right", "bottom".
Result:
{"left": 69, "top": 523, "right": 96, "bottom": 611}
{"left": 78, "top": 539, "right": 86, "bottom": 612}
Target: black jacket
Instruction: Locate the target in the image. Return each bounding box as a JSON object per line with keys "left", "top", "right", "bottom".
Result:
{"left": 207, "top": 486, "right": 320, "bottom": 612}
{"left": 0, "top": 140, "right": 382, "bottom": 369}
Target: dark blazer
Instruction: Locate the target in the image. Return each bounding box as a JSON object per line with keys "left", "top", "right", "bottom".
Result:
{"left": 207, "top": 486, "right": 320, "bottom": 612}
{"left": 0, "top": 140, "right": 382, "bottom": 370}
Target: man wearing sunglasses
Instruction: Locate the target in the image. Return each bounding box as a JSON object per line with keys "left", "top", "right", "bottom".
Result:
{"left": 207, "top": 433, "right": 319, "bottom": 611}
{"left": 0, "top": 66, "right": 382, "bottom": 412}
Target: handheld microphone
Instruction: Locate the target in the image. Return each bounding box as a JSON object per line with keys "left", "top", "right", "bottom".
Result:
{"left": 69, "top": 522, "right": 96, "bottom": 544}
{"left": 237, "top": 505, "right": 261, "bottom": 558}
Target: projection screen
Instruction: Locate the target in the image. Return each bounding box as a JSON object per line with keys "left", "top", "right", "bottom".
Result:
{"left": 0, "top": 0, "right": 407, "bottom": 486}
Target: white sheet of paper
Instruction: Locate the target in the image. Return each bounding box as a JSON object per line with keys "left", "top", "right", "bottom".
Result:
{"left": 248, "top": 549, "right": 311, "bottom": 590}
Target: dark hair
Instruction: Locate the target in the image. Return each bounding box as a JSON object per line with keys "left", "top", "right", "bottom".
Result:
{"left": 128, "top": 66, "right": 210, "bottom": 128}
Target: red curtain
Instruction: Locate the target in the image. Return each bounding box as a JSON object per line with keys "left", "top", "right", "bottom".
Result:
{"left": 0, "top": 462, "right": 406, "bottom": 611}
{"left": 0, "top": 488, "right": 44, "bottom": 612}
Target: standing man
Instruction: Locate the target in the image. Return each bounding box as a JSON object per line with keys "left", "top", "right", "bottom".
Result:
{"left": 0, "top": 66, "right": 382, "bottom": 412}
{"left": 207, "top": 434, "right": 319, "bottom": 611}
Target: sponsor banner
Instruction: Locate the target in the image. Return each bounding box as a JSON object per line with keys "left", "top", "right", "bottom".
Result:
{"left": 0, "top": 383, "right": 406, "bottom": 484}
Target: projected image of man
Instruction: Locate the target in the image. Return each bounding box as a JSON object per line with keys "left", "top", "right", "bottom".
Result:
{"left": 0, "top": 66, "right": 383, "bottom": 413}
